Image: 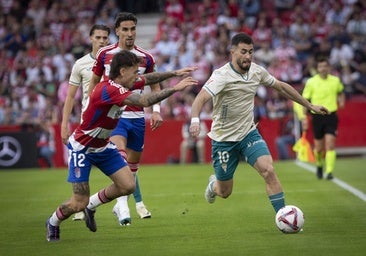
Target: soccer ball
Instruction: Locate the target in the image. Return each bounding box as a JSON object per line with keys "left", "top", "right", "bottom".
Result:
{"left": 275, "top": 205, "right": 304, "bottom": 233}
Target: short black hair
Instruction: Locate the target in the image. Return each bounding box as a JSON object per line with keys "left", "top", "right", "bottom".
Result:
{"left": 89, "top": 24, "right": 110, "bottom": 36}
{"left": 109, "top": 50, "right": 141, "bottom": 80}
{"left": 114, "top": 12, "right": 138, "bottom": 29}
{"left": 316, "top": 56, "right": 329, "bottom": 64}
{"left": 231, "top": 33, "right": 253, "bottom": 46}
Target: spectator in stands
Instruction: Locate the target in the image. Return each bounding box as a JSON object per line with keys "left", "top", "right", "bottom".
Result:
{"left": 254, "top": 40, "right": 275, "bottom": 68}
{"left": 240, "top": 0, "right": 261, "bottom": 27}
{"left": 194, "top": 15, "right": 217, "bottom": 44}
{"left": 254, "top": 89, "right": 267, "bottom": 123}
{"left": 274, "top": 36, "right": 296, "bottom": 64}
{"left": 325, "top": 1, "right": 349, "bottom": 26}
{"left": 289, "top": 16, "right": 310, "bottom": 41}
{"left": 346, "top": 7, "right": 366, "bottom": 50}
{"left": 190, "top": 48, "right": 212, "bottom": 89}
{"left": 292, "top": 30, "right": 313, "bottom": 64}
{"left": 197, "top": 0, "right": 220, "bottom": 19}
{"left": 180, "top": 118, "right": 207, "bottom": 164}
{"left": 216, "top": 6, "right": 238, "bottom": 31}
{"left": 252, "top": 17, "right": 271, "bottom": 49}
{"left": 176, "top": 40, "right": 194, "bottom": 68}
{"left": 275, "top": 112, "right": 296, "bottom": 160}
{"left": 281, "top": 56, "right": 303, "bottom": 85}
{"left": 266, "top": 90, "right": 290, "bottom": 120}
{"left": 164, "top": 0, "right": 185, "bottom": 23}
{"left": 26, "top": 0, "right": 47, "bottom": 37}
{"left": 267, "top": 57, "right": 283, "bottom": 80}
{"left": 34, "top": 72, "right": 57, "bottom": 101}
{"left": 302, "top": 54, "right": 317, "bottom": 82}
{"left": 153, "top": 31, "right": 178, "bottom": 63}
{"left": 329, "top": 39, "right": 354, "bottom": 69}
{"left": 310, "top": 15, "right": 330, "bottom": 45}
{"left": 36, "top": 119, "right": 55, "bottom": 168}
{"left": 236, "top": 9, "right": 254, "bottom": 35}
{"left": 353, "top": 63, "right": 366, "bottom": 96}
{"left": 51, "top": 45, "right": 74, "bottom": 82}
{"left": 328, "top": 23, "right": 351, "bottom": 47}
{"left": 340, "top": 63, "right": 358, "bottom": 98}
{"left": 270, "top": 17, "right": 288, "bottom": 49}
{"left": 3, "top": 21, "right": 27, "bottom": 58}
{"left": 274, "top": 0, "right": 296, "bottom": 16}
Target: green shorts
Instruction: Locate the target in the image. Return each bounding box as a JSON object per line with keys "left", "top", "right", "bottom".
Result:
{"left": 211, "top": 129, "right": 270, "bottom": 181}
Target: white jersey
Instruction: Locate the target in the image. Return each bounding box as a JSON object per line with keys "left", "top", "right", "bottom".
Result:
{"left": 203, "top": 62, "right": 275, "bottom": 142}
{"left": 69, "top": 53, "right": 95, "bottom": 113}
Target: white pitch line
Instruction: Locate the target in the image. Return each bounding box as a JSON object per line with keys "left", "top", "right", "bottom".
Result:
{"left": 295, "top": 160, "right": 366, "bottom": 202}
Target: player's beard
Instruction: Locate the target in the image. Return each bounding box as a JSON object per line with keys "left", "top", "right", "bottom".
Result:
{"left": 126, "top": 37, "right": 134, "bottom": 47}
{"left": 237, "top": 59, "right": 251, "bottom": 72}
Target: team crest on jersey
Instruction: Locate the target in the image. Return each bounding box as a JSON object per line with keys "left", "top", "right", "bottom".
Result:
{"left": 74, "top": 167, "right": 81, "bottom": 178}
{"left": 221, "top": 163, "right": 227, "bottom": 172}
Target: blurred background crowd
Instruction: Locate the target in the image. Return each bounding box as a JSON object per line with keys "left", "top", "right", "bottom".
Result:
{"left": 0, "top": 0, "right": 365, "bottom": 129}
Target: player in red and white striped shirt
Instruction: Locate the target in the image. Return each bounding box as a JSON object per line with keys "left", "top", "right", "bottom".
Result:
{"left": 46, "top": 50, "right": 198, "bottom": 241}
{"left": 88, "top": 12, "right": 162, "bottom": 225}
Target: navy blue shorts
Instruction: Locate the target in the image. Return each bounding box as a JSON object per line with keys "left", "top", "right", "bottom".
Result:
{"left": 67, "top": 143, "right": 128, "bottom": 183}
{"left": 110, "top": 118, "right": 145, "bottom": 152}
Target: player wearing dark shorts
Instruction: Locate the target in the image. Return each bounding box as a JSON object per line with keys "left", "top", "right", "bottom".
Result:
{"left": 302, "top": 57, "right": 345, "bottom": 180}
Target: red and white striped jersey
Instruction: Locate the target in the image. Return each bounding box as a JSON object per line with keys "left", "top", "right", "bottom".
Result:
{"left": 92, "top": 43, "right": 156, "bottom": 118}
{"left": 69, "top": 77, "right": 146, "bottom": 151}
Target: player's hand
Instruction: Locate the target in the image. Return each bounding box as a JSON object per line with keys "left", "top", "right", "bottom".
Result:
{"left": 189, "top": 122, "right": 200, "bottom": 138}
{"left": 174, "top": 67, "right": 198, "bottom": 77}
{"left": 150, "top": 112, "right": 163, "bottom": 131}
{"left": 60, "top": 126, "right": 69, "bottom": 145}
{"left": 173, "top": 77, "right": 198, "bottom": 91}
{"left": 310, "top": 105, "right": 329, "bottom": 115}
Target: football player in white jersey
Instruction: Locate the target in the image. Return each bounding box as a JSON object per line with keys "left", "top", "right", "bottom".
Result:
{"left": 189, "top": 33, "right": 329, "bottom": 213}
{"left": 61, "top": 24, "right": 110, "bottom": 221}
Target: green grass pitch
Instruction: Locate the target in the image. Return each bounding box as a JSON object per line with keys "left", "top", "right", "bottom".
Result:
{"left": 0, "top": 157, "right": 365, "bottom": 256}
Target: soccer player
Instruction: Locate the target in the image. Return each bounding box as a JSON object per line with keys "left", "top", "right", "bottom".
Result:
{"left": 60, "top": 24, "right": 110, "bottom": 221}
{"left": 189, "top": 33, "right": 329, "bottom": 213}
{"left": 45, "top": 50, "right": 198, "bottom": 242}
{"left": 302, "top": 57, "right": 345, "bottom": 180}
{"left": 88, "top": 12, "right": 160, "bottom": 225}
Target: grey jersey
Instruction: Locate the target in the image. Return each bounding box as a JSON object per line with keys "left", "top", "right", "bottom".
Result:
{"left": 203, "top": 62, "right": 275, "bottom": 141}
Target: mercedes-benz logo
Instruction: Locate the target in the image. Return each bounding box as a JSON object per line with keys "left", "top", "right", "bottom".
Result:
{"left": 0, "top": 136, "right": 22, "bottom": 166}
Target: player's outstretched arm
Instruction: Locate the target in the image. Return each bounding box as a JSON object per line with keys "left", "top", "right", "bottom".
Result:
{"left": 124, "top": 77, "right": 198, "bottom": 107}
{"left": 273, "top": 80, "right": 329, "bottom": 115}
{"left": 143, "top": 67, "right": 197, "bottom": 85}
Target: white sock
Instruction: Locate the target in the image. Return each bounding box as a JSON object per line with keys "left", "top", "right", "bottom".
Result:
{"left": 88, "top": 193, "right": 102, "bottom": 210}
{"left": 136, "top": 201, "right": 144, "bottom": 207}
{"left": 116, "top": 195, "right": 129, "bottom": 210}
{"left": 49, "top": 212, "right": 61, "bottom": 226}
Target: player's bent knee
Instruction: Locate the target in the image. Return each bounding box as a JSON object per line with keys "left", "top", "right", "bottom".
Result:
{"left": 116, "top": 182, "right": 135, "bottom": 196}
{"left": 125, "top": 184, "right": 136, "bottom": 195}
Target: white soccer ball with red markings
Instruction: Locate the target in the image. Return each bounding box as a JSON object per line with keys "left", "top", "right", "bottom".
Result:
{"left": 275, "top": 205, "right": 304, "bottom": 233}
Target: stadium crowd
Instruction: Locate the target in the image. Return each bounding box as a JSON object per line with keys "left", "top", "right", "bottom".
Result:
{"left": 0, "top": 0, "right": 365, "bottom": 128}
